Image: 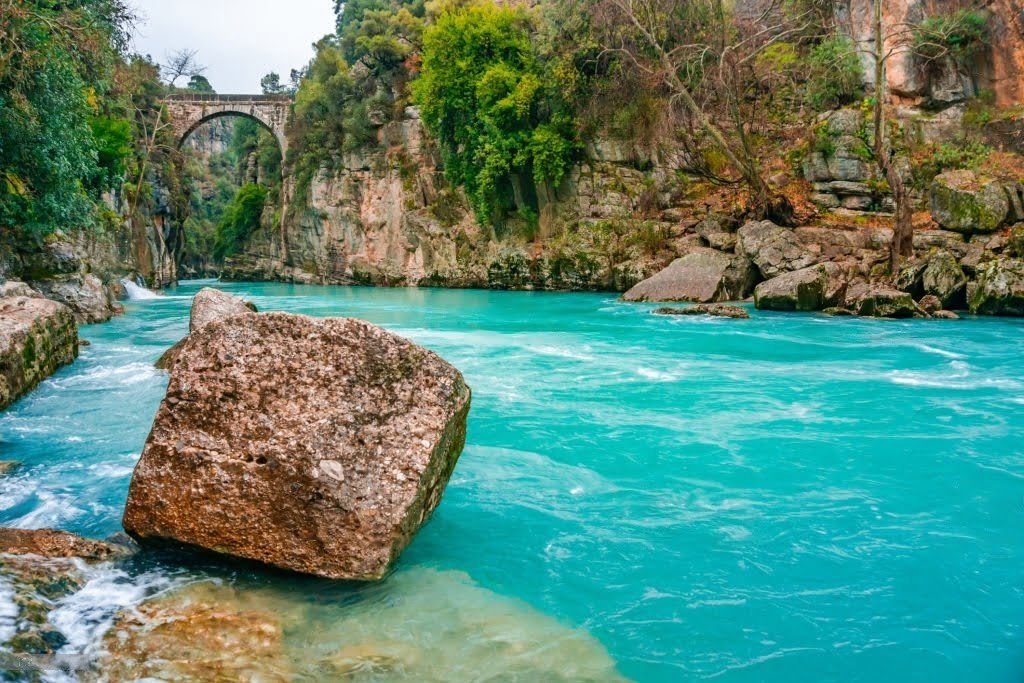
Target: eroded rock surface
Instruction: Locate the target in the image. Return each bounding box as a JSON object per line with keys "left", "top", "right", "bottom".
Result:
{"left": 753, "top": 263, "right": 848, "bottom": 311}
{"left": 0, "top": 296, "right": 77, "bottom": 411}
{"left": 846, "top": 284, "right": 923, "bottom": 318}
{"left": 654, "top": 304, "right": 749, "bottom": 318}
{"left": 156, "top": 288, "right": 257, "bottom": 371}
{"left": 124, "top": 312, "right": 471, "bottom": 580}
{"left": 29, "top": 273, "right": 122, "bottom": 324}
{"left": 930, "top": 170, "right": 1010, "bottom": 234}
{"left": 737, "top": 220, "right": 819, "bottom": 279}
{"left": 968, "top": 257, "right": 1024, "bottom": 315}
{"left": 189, "top": 287, "right": 258, "bottom": 333}
{"left": 621, "top": 248, "right": 755, "bottom": 302}
{"left": 0, "top": 528, "right": 130, "bottom": 561}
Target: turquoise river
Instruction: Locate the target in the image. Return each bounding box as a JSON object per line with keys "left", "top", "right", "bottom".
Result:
{"left": 1, "top": 280, "right": 1023, "bottom": 681}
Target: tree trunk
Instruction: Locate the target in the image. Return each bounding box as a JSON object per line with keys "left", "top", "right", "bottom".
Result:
{"left": 873, "top": 0, "right": 914, "bottom": 272}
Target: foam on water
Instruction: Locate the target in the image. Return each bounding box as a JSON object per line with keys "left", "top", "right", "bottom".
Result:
{"left": 119, "top": 279, "right": 162, "bottom": 300}
{"left": 0, "top": 281, "right": 1022, "bottom": 682}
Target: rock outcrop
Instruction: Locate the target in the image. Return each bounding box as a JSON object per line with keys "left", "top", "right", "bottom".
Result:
{"left": 753, "top": 262, "right": 848, "bottom": 311}
{"left": 0, "top": 295, "right": 78, "bottom": 410}
{"left": 737, "top": 220, "right": 818, "bottom": 279}
{"left": 189, "top": 287, "right": 257, "bottom": 333}
{"left": 930, "top": 170, "right": 1010, "bottom": 234}
{"left": 29, "top": 273, "right": 123, "bottom": 324}
{"left": 123, "top": 311, "right": 472, "bottom": 580}
{"left": 156, "top": 288, "right": 257, "bottom": 371}
{"left": 845, "top": 283, "right": 922, "bottom": 318}
{"left": 968, "top": 257, "right": 1024, "bottom": 315}
{"left": 0, "top": 527, "right": 131, "bottom": 561}
{"left": 621, "top": 249, "right": 755, "bottom": 302}
{"left": 0, "top": 527, "right": 132, "bottom": 662}
{"left": 921, "top": 250, "right": 968, "bottom": 308}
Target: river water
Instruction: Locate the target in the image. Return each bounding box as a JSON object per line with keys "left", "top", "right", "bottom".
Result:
{"left": 1, "top": 280, "right": 1022, "bottom": 681}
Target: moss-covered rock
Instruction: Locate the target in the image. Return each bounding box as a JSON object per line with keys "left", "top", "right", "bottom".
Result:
{"left": 921, "top": 250, "right": 968, "bottom": 308}
{"left": 0, "top": 295, "right": 78, "bottom": 411}
{"left": 753, "top": 262, "right": 848, "bottom": 311}
{"left": 968, "top": 256, "right": 1024, "bottom": 315}
{"left": 930, "top": 170, "right": 1009, "bottom": 234}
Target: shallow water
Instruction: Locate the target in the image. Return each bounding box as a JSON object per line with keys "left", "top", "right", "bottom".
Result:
{"left": 2, "top": 280, "right": 1024, "bottom": 681}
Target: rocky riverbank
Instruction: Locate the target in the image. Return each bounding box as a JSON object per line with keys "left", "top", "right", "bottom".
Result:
{"left": 0, "top": 290, "right": 78, "bottom": 411}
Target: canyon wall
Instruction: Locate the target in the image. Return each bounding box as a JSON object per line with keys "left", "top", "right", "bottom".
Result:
{"left": 224, "top": 110, "right": 688, "bottom": 291}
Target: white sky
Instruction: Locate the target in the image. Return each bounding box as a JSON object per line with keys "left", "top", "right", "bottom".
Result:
{"left": 128, "top": 0, "right": 336, "bottom": 93}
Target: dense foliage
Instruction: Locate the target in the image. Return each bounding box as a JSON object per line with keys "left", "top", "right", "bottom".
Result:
{"left": 0, "top": 0, "right": 133, "bottom": 234}
{"left": 413, "top": 3, "right": 577, "bottom": 225}
{"left": 214, "top": 183, "right": 268, "bottom": 260}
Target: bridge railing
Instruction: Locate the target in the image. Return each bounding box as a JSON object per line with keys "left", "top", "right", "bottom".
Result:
{"left": 162, "top": 93, "right": 292, "bottom": 102}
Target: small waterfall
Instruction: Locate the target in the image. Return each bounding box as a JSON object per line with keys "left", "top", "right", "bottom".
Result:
{"left": 120, "top": 278, "right": 161, "bottom": 300}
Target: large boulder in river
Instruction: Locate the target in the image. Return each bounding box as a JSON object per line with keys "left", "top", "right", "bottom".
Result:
{"left": 621, "top": 248, "right": 755, "bottom": 302}
{"left": 967, "top": 257, "right": 1024, "bottom": 315}
{"left": 123, "top": 311, "right": 472, "bottom": 580}
{"left": 753, "top": 262, "right": 847, "bottom": 311}
{"left": 190, "top": 287, "right": 257, "bottom": 333}
{"left": 930, "top": 170, "right": 1009, "bottom": 234}
{"left": 0, "top": 296, "right": 77, "bottom": 410}
{"left": 737, "top": 220, "right": 818, "bottom": 279}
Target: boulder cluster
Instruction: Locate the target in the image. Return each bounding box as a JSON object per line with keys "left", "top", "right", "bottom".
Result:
{"left": 625, "top": 197, "right": 1024, "bottom": 317}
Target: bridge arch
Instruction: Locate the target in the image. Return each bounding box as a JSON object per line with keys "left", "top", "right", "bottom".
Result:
{"left": 162, "top": 94, "right": 291, "bottom": 154}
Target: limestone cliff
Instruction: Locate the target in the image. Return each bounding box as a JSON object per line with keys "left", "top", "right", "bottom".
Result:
{"left": 224, "top": 109, "right": 688, "bottom": 291}
{"left": 838, "top": 0, "right": 1024, "bottom": 107}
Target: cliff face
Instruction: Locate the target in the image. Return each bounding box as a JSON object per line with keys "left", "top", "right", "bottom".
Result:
{"left": 838, "top": 0, "right": 1024, "bottom": 107}
{"left": 224, "top": 111, "right": 685, "bottom": 290}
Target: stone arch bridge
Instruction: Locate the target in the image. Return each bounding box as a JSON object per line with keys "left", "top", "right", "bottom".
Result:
{"left": 162, "top": 93, "right": 292, "bottom": 153}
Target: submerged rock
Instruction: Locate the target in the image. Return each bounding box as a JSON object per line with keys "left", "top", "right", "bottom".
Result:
{"left": 0, "top": 296, "right": 78, "bottom": 411}
{"left": 97, "top": 569, "right": 626, "bottom": 682}
{"left": 654, "top": 304, "right": 750, "bottom": 318}
{"left": 0, "top": 528, "right": 131, "bottom": 561}
{"left": 0, "top": 527, "right": 133, "bottom": 665}
{"left": 621, "top": 248, "right": 755, "bottom": 302}
{"left": 967, "top": 256, "right": 1024, "bottom": 315}
{"left": 124, "top": 312, "right": 472, "bottom": 580}
{"left": 753, "top": 262, "right": 848, "bottom": 311}
{"left": 930, "top": 170, "right": 1009, "bottom": 234}
{"left": 737, "top": 220, "right": 817, "bottom": 279}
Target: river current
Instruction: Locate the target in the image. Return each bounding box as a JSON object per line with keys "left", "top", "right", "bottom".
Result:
{"left": 1, "top": 280, "right": 1022, "bottom": 681}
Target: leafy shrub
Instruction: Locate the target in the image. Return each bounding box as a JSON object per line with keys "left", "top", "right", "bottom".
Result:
{"left": 805, "top": 36, "right": 864, "bottom": 110}
{"left": 912, "top": 10, "right": 988, "bottom": 66}
{"left": 413, "top": 3, "right": 578, "bottom": 225}
{"left": 912, "top": 141, "right": 992, "bottom": 187}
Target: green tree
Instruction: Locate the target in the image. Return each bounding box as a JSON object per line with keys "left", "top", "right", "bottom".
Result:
{"left": 413, "top": 3, "right": 577, "bottom": 226}
{"left": 186, "top": 74, "right": 215, "bottom": 93}
{"left": 214, "top": 183, "right": 268, "bottom": 260}
{"left": 0, "top": 0, "right": 134, "bottom": 234}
